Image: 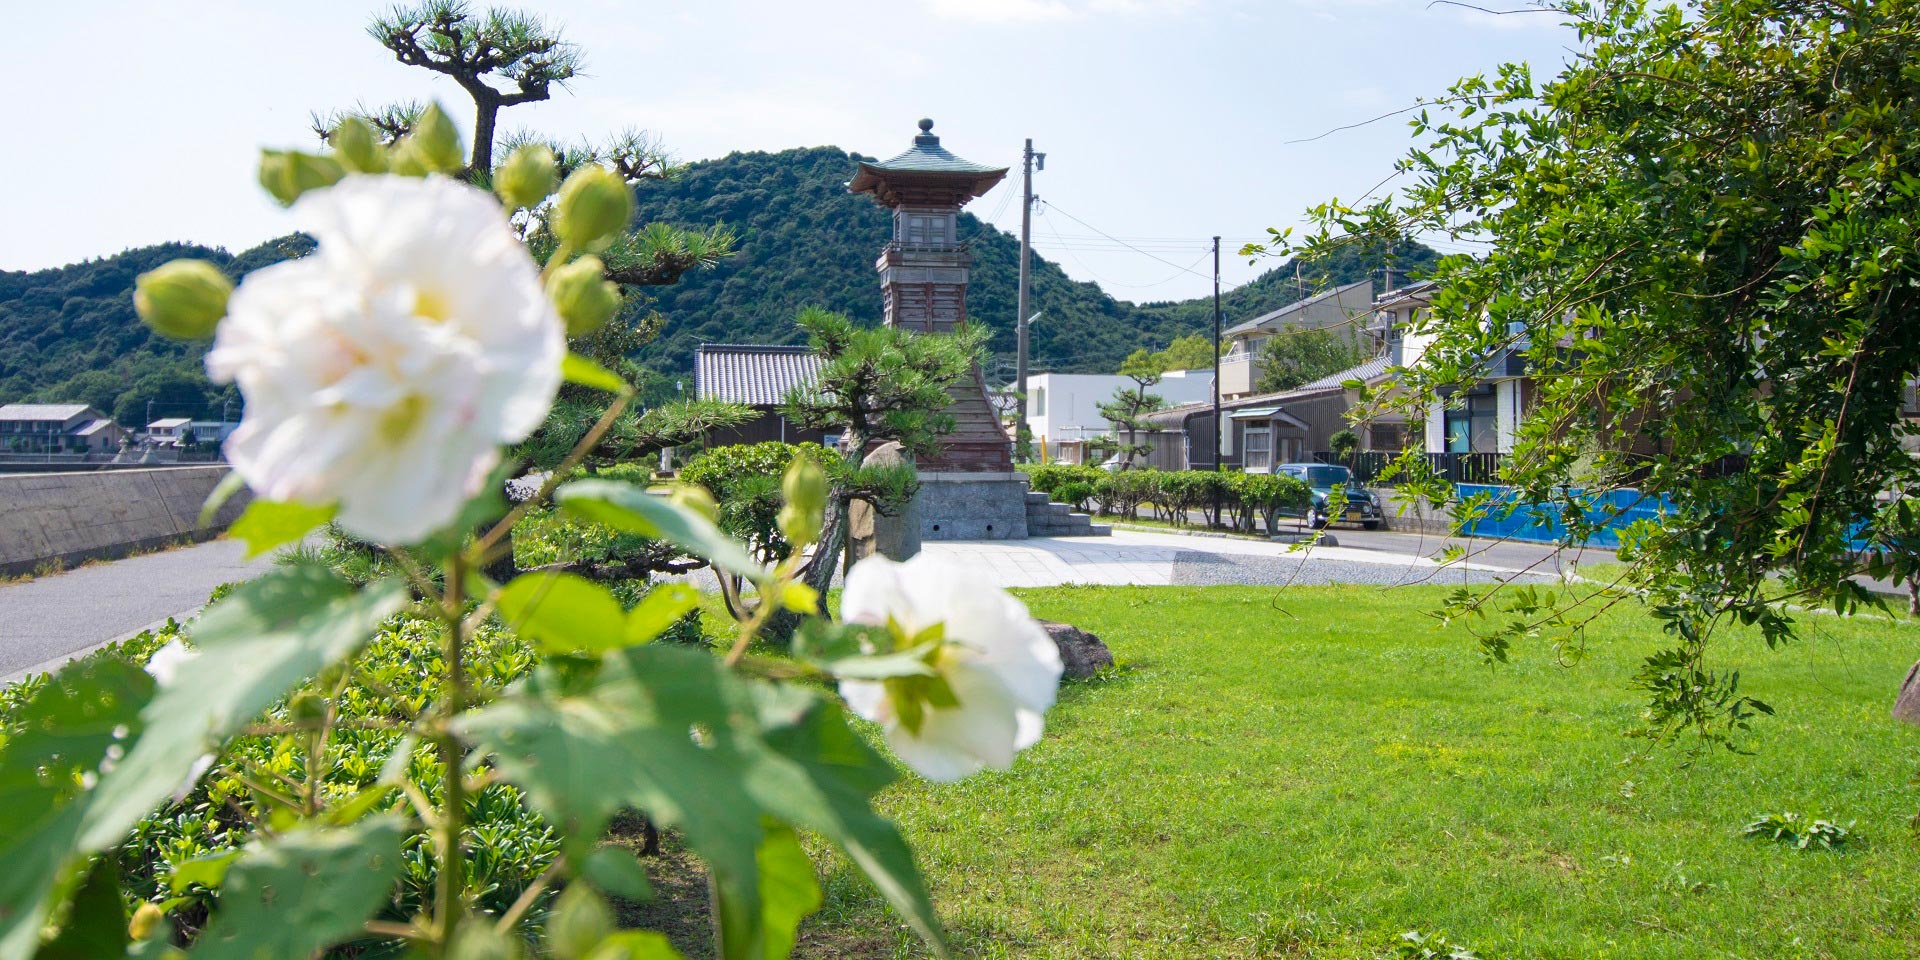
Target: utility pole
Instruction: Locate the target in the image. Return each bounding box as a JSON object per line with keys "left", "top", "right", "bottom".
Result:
{"left": 1014, "top": 138, "right": 1042, "bottom": 461}
{"left": 1212, "top": 236, "right": 1222, "bottom": 472}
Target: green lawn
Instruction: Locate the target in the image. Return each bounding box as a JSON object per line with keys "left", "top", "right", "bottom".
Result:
{"left": 797, "top": 585, "right": 1920, "bottom": 959}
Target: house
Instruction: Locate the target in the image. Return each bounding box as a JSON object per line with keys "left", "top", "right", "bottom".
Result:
{"left": 0, "top": 404, "right": 123, "bottom": 454}
{"left": 693, "top": 344, "right": 836, "bottom": 448}
{"left": 145, "top": 417, "right": 193, "bottom": 443}
{"left": 1217, "top": 279, "right": 1376, "bottom": 399}
{"left": 1138, "top": 382, "right": 1356, "bottom": 472}
{"left": 1025, "top": 369, "right": 1214, "bottom": 465}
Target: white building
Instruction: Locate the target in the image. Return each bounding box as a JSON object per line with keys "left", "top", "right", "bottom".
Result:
{"left": 1025, "top": 369, "right": 1215, "bottom": 464}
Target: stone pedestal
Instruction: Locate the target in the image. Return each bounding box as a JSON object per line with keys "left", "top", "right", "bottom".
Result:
{"left": 917, "top": 472, "right": 1030, "bottom": 541}
{"left": 847, "top": 442, "right": 923, "bottom": 564}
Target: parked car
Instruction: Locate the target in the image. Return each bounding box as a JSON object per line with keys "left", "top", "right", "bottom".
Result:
{"left": 1275, "top": 463, "right": 1382, "bottom": 529}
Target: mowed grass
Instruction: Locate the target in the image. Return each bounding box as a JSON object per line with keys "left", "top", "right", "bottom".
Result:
{"left": 803, "top": 585, "right": 1920, "bottom": 960}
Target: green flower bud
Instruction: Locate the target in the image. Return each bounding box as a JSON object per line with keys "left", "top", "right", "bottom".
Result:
{"left": 386, "top": 139, "right": 429, "bottom": 177}
{"left": 668, "top": 483, "right": 721, "bottom": 524}
{"left": 258, "top": 149, "right": 344, "bottom": 206}
{"left": 778, "top": 455, "right": 828, "bottom": 546}
{"left": 495, "top": 143, "right": 557, "bottom": 210}
{"left": 409, "top": 103, "right": 466, "bottom": 174}
{"left": 545, "top": 255, "right": 622, "bottom": 337}
{"left": 134, "top": 260, "right": 231, "bottom": 339}
{"left": 551, "top": 164, "right": 634, "bottom": 251}
{"left": 328, "top": 117, "right": 386, "bottom": 173}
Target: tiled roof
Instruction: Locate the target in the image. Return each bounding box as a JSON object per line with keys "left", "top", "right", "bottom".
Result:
{"left": 866, "top": 120, "right": 1004, "bottom": 176}
{"left": 148, "top": 417, "right": 192, "bottom": 429}
{"left": 1297, "top": 354, "right": 1393, "bottom": 390}
{"left": 0, "top": 403, "right": 96, "bottom": 422}
{"left": 849, "top": 120, "right": 1008, "bottom": 202}
{"left": 71, "top": 419, "right": 118, "bottom": 436}
{"left": 695, "top": 344, "right": 824, "bottom": 406}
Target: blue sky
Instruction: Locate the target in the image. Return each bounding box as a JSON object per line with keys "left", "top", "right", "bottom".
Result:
{"left": 4, "top": 0, "right": 1575, "bottom": 303}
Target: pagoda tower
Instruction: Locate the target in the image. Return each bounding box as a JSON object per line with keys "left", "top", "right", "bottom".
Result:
{"left": 850, "top": 120, "right": 1029, "bottom": 538}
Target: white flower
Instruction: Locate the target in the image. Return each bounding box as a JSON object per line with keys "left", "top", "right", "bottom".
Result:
{"left": 207, "top": 174, "right": 565, "bottom": 543}
{"left": 144, "top": 639, "right": 198, "bottom": 687}
{"left": 837, "top": 554, "right": 1062, "bottom": 782}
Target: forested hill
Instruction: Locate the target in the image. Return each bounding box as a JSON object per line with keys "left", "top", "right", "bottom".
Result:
{"left": 0, "top": 146, "right": 1437, "bottom": 420}
{"left": 632, "top": 146, "right": 1439, "bottom": 374}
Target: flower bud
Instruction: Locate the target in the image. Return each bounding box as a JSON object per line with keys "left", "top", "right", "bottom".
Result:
{"left": 778, "top": 455, "right": 828, "bottom": 546}
{"left": 134, "top": 260, "right": 231, "bottom": 339}
{"left": 668, "top": 483, "right": 721, "bottom": 524}
{"left": 386, "top": 139, "right": 429, "bottom": 177}
{"left": 545, "top": 255, "right": 622, "bottom": 337}
{"left": 551, "top": 164, "right": 633, "bottom": 251}
{"left": 328, "top": 117, "right": 386, "bottom": 173}
{"left": 258, "top": 149, "right": 345, "bottom": 206}
{"left": 128, "top": 902, "right": 163, "bottom": 941}
{"left": 495, "top": 143, "right": 557, "bottom": 210}
{"left": 410, "top": 103, "right": 466, "bottom": 174}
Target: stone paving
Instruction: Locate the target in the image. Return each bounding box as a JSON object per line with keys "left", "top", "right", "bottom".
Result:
{"left": 920, "top": 527, "right": 1571, "bottom": 589}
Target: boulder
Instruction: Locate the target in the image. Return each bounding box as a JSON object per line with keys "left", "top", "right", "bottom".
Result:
{"left": 847, "top": 442, "right": 921, "bottom": 565}
{"left": 1037, "top": 620, "right": 1114, "bottom": 680}
{"left": 1894, "top": 661, "right": 1920, "bottom": 727}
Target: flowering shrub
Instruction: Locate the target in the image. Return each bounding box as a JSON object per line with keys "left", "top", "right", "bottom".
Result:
{"left": 0, "top": 110, "right": 1060, "bottom": 960}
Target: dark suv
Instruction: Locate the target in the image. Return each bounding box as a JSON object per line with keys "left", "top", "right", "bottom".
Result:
{"left": 1275, "top": 463, "right": 1382, "bottom": 530}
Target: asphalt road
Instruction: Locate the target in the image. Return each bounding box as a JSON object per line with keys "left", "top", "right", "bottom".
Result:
{"left": 0, "top": 538, "right": 283, "bottom": 684}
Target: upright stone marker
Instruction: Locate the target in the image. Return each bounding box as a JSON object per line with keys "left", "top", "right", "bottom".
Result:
{"left": 849, "top": 120, "right": 1030, "bottom": 540}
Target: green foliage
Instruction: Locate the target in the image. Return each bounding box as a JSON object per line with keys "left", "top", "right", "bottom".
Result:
{"left": 1148, "top": 333, "right": 1217, "bottom": 373}
{"left": 1096, "top": 351, "right": 1166, "bottom": 468}
{"left": 778, "top": 307, "right": 979, "bottom": 459}
{"left": 1275, "top": 0, "right": 1920, "bottom": 744}
{"left": 1254, "top": 326, "right": 1369, "bottom": 393}
{"left": 1743, "top": 812, "right": 1854, "bottom": 852}
{"left": 681, "top": 441, "right": 841, "bottom": 565}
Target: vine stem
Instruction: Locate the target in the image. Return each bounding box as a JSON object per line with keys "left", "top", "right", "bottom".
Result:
{"left": 433, "top": 550, "right": 471, "bottom": 954}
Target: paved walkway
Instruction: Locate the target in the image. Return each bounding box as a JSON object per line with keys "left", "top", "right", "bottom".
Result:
{"left": 0, "top": 538, "right": 282, "bottom": 684}
{"left": 922, "top": 527, "right": 1593, "bottom": 589}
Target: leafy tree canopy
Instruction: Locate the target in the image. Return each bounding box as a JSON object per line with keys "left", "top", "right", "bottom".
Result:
{"left": 1254, "top": 326, "right": 1369, "bottom": 394}
{"left": 1276, "top": 0, "right": 1920, "bottom": 746}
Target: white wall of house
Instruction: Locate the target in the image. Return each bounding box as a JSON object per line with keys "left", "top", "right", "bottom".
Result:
{"left": 1494, "top": 379, "right": 1519, "bottom": 453}
{"left": 1025, "top": 369, "right": 1214, "bottom": 461}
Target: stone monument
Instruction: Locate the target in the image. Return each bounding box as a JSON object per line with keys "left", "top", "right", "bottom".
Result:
{"left": 849, "top": 119, "right": 1031, "bottom": 540}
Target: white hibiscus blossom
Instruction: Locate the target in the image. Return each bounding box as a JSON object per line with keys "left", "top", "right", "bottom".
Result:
{"left": 207, "top": 174, "right": 564, "bottom": 543}
{"left": 837, "top": 554, "right": 1063, "bottom": 782}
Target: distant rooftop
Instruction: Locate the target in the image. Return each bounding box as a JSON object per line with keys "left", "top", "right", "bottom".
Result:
{"left": 695, "top": 344, "right": 824, "bottom": 407}
{"left": 147, "top": 417, "right": 192, "bottom": 429}
{"left": 0, "top": 403, "right": 96, "bottom": 422}
{"left": 1297, "top": 354, "right": 1393, "bottom": 391}
{"left": 1223, "top": 280, "right": 1374, "bottom": 338}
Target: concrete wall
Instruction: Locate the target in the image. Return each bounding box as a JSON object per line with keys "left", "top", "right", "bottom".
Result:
{"left": 0, "top": 466, "right": 253, "bottom": 577}
{"left": 917, "top": 472, "right": 1030, "bottom": 540}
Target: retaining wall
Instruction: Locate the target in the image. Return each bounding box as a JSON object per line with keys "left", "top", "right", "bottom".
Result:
{"left": 0, "top": 466, "right": 252, "bottom": 577}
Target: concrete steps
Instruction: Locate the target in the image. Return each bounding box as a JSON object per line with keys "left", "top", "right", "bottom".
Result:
{"left": 1023, "top": 489, "right": 1110, "bottom": 537}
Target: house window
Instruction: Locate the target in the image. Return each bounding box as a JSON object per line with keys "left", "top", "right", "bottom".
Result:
{"left": 901, "top": 211, "right": 953, "bottom": 245}
{"left": 1368, "top": 423, "right": 1407, "bottom": 451}
{"left": 1032, "top": 386, "right": 1046, "bottom": 417}
{"left": 1444, "top": 389, "right": 1498, "bottom": 453}
{"left": 1244, "top": 427, "right": 1272, "bottom": 471}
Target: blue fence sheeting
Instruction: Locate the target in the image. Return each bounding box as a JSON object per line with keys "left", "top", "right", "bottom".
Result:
{"left": 1453, "top": 484, "right": 1673, "bottom": 548}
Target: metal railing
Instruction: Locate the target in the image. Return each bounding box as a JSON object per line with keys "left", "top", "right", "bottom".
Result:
{"left": 1310, "top": 450, "right": 1506, "bottom": 486}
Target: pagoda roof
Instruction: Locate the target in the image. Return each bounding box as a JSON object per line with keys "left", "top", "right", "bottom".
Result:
{"left": 850, "top": 119, "right": 1007, "bottom": 205}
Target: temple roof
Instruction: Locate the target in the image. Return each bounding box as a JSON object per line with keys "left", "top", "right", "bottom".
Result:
{"left": 849, "top": 119, "right": 1007, "bottom": 205}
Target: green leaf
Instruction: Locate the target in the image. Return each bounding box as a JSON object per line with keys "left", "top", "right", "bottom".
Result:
{"left": 546, "top": 884, "right": 613, "bottom": 960}
{"left": 624, "top": 583, "right": 700, "bottom": 647}
{"left": 167, "top": 849, "right": 239, "bottom": 894}
{"left": 563, "top": 352, "right": 633, "bottom": 395}
{"left": 742, "top": 687, "right": 946, "bottom": 957}
{"left": 556, "top": 480, "right": 761, "bottom": 578}
{"left": 497, "top": 572, "right": 627, "bottom": 653}
{"left": 447, "top": 922, "right": 526, "bottom": 960}
{"left": 585, "top": 932, "right": 686, "bottom": 960}
{"left": 0, "top": 657, "right": 152, "bottom": 960}
{"left": 579, "top": 847, "right": 652, "bottom": 902}
{"left": 78, "top": 565, "right": 407, "bottom": 853}
{"left": 823, "top": 643, "right": 941, "bottom": 681}
{"left": 190, "top": 816, "right": 407, "bottom": 960}
{"left": 228, "top": 500, "right": 337, "bottom": 559}
{"left": 460, "top": 646, "right": 770, "bottom": 960}
{"left": 753, "top": 826, "right": 821, "bottom": 960}
{"left": 32, "top": 857, "right": 126, "bottom": 960}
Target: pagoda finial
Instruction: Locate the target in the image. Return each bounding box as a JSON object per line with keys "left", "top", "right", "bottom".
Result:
{"left": 916, "top": 118, "right": 937, "bottom": 144}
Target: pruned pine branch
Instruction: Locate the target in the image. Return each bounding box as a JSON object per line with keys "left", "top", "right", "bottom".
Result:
{"left": 311, "top": 101, "right": 427, "bottom": 145}
{"left": 601, "top": 224, "right": 737, "bottom": 288}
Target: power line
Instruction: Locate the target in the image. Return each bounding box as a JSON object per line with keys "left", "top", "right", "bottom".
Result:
{"left": 1034, "top": 200, "right": 1217, "bottom": 281}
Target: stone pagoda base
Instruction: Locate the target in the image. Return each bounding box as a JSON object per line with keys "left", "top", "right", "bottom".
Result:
{"left": 917, "top": 472, "right": 1031, "bottom": 541}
